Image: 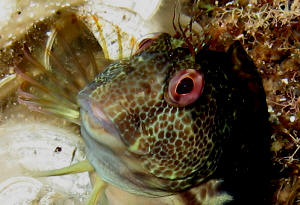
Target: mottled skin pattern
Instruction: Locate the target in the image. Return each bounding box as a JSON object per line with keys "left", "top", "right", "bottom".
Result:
{"left": 78, "top": 33, "right": 237, "bottom": 197}
{"left": 17, "top": 13, "right": 271, "bottom": 205}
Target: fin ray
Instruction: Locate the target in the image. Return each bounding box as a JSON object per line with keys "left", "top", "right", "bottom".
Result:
{"left": 33, "top": 159, "right": 94, "bottom": 177}
{"left": 16, "top": 12, "right": 110, "bottom": 123}
{"left": 86, "top": 175, "right": 107, "bottom": 205}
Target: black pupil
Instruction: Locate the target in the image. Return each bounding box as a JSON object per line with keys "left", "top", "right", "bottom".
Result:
{"left": 176, "top": 77, "right": 194, "bottom": 94}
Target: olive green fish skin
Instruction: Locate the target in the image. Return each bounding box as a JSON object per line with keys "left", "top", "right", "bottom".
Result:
{"left": 14, "top": 12, "right": 270, "bottom": 202}
{"left": 78, "top": 33, "right": 238, "bottom": 196}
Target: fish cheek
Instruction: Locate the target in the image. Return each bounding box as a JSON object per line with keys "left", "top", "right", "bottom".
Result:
{"left": 110, "top": 60, "right": 170, "bottom": 153}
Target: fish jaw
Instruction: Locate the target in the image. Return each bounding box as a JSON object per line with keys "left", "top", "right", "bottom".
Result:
{"left": 79, "top": 90, "right": 143, "bottom": 195}
{"left": 78, "top": 88, "right": 174, "bottom": 197}
{"left": 78, "top": 91, "right": 122, "bottom": 147}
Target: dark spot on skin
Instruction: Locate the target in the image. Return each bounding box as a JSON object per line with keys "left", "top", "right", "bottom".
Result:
{"left": 175, "top": 139, "right": 182, "bottom": 146}
{"left": 158, "top": 131, "right": 164, "bottom": 139}
{"left": 160, "top": 150, "right": 167, "bottom": 157}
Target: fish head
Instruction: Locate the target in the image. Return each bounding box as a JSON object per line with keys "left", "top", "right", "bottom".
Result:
{"left": 78, "top": 33, "right": 232, "bottom": 196}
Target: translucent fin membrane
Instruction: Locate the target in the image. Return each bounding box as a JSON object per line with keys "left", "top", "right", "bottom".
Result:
{"left": 16, "top": 12, "right": 110, "bottom": 124}
{"left": 16, "top": 56, "right": 81, "bottom": 124}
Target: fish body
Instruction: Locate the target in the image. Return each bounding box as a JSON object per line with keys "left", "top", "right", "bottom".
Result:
{"left": 78, "top": 33, "right": 235, "bottom": 196}
{"left": 16, "top": 12, "right": 271, "bottom": 205}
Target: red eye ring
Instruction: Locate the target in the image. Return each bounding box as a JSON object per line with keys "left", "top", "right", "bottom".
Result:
{"left": 166, "top": 69, "right": 204, "bottom": 106}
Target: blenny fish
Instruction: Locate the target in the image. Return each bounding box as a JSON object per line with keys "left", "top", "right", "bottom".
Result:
{"left": 15, "top": 11, "right": 271, "bottom": 205}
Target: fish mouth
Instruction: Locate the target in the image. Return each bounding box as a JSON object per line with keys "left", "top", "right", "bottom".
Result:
{"left": 77, "top": 92, "right": 120, "bottom": 143}
{"left": 78, "top": 93, "right": 141, "bottom": 194}
{"left": 77, "top": 92, "right": 170, "bottom": 197}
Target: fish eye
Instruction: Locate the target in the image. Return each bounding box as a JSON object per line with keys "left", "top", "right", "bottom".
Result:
{"left": 166, "top": 69, "right": 204, "bottom": 106}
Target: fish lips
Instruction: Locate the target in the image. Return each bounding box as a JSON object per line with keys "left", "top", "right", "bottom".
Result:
{"left": 78, "top": 91, "right": 120, "bottom": 141}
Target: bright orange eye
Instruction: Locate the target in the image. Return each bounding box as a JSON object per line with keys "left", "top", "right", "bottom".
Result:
{"left": 166, "top": 69, "right": 204, "bottom": 106}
